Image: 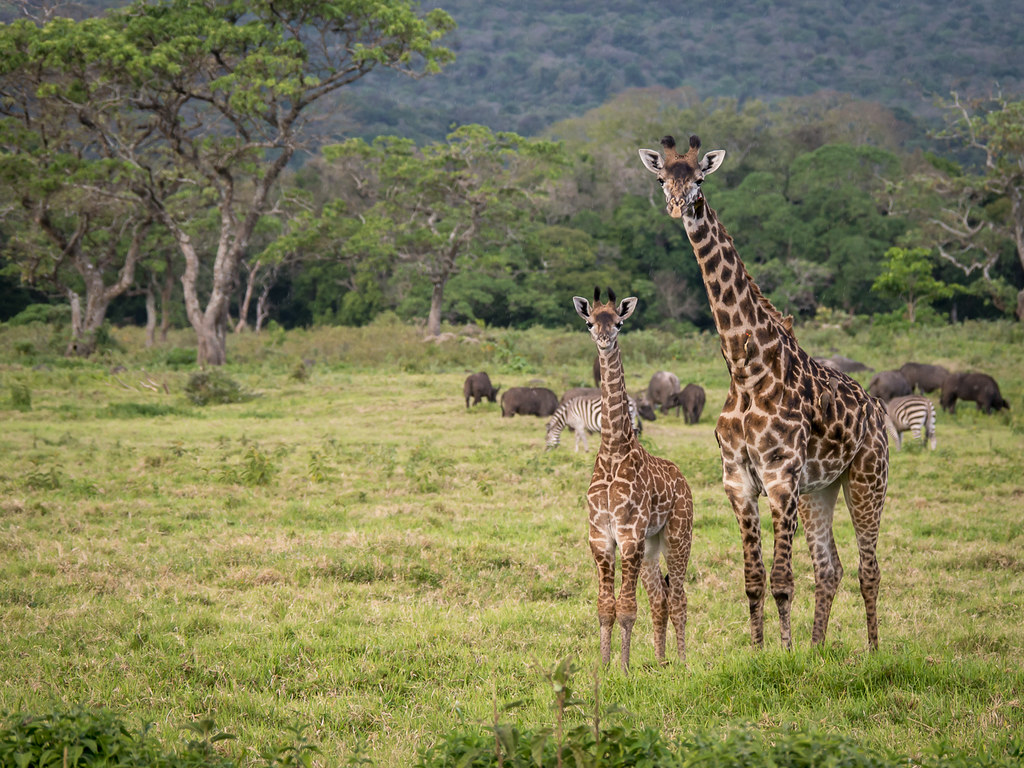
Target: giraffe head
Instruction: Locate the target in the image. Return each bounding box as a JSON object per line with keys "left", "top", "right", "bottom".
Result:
{"left": 573, "top": 287, "right": 637, "bottom": 351}
{"left": 638, "top": 135, "right": 726, "bottom": 219}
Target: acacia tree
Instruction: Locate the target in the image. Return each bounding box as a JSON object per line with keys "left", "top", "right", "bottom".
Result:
{"left": 928, "top": 93, "right": 1024, "bottom": 320}
{"left": 0, "top": 0, "right": 454, "bottom": 364}
{"left": 324, "top": 125, "right": 565, "bottom": 336}
{"left": 0, "top": 43, "right": 156, "bottom": 356}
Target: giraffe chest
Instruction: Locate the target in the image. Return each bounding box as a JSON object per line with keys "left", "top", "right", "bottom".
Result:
{"left": 587, "top": 456, "right": 672, "bottom": 537}
{"left": 717, "top": 386, "right": 865, "bottom": 493}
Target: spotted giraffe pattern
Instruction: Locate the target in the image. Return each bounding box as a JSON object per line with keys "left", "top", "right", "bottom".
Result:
{"left": 573, "top": 288, "right": 694, "bottom": 672}
{"left": 639, "top": 136, "right": 889, "bottom": 650}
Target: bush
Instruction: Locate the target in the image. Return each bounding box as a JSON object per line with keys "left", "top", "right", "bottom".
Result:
{"left": 8, "top": 382, "right": 31, "bottom": 411}
{"left": 6, "top": 304, "right": 69, "bottom": 327}
{"left": 163, "top": 348, "right": 196, "bottom": 369}
{"left": 0, "top": 706, "right": 238, "bottom": 768}
{"left": 183, "top": 370, "right": 252, "bottom": 406}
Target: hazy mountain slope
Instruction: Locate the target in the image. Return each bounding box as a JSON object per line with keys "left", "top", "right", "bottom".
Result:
{"left": 4, "top": 0, "right": 1020, "bottom": 144}
{"left": 344, "top": 0, "right": 1024, "bottom": 141}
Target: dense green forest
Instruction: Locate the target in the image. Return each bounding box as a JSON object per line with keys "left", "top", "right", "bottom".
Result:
{"left": 341, "top": 0, "right": 1024, "bottom": 142}
{"left": 0, "top": 0, "right": 1023, "bottom": 364}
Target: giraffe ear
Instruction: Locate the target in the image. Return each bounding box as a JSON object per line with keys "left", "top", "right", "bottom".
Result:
{"left": 638, "top": 148, "right": 664, "bottom": 175}
{"left": 700, "top": 150, "right": 726, "bottom": 176}
{"left": 572, "top": 296, "right": 591, "bottom": 321}
{"left": 617, "top": 297, "right": 638, "bottom": 321}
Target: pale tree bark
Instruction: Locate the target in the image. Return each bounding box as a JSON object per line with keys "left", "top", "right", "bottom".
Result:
{"left": 426, "top": 280, "right": 446, "bottom": 337}
{"left": 418, "top": 204, "right": 482, "bottom": 337}
{"left": 144, "top": 282, "right": 157, "bottom": 348}
{"left": 235, "top": 261, "right": 262, "bottom": 333}
{"left": 235, "top": 258, "right": 284, "bottom": 333}
{"left": 34, "top": 212, "right": 148, "bottom": 357}
{"left": 255, "top": 280, "right": 274, "bottom": 333}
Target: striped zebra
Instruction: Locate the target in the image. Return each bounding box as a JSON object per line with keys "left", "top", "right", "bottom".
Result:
{"left": 545, "top": 395, "right": 640, "bottom": 452}
{"left": 884, "top": 394, "right": 937, "bottom": 450}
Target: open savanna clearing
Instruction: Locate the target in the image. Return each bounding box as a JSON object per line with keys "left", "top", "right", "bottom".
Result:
{"left": 1, "top": 321, "right": 1022, "bottom": 766}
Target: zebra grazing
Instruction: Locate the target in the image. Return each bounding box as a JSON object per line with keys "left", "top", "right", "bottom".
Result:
{"left": 884, "top": 395, "right": 937, "bottom": 451}
{"left": 546, "top": 395, "right": 640, "bottom": 451}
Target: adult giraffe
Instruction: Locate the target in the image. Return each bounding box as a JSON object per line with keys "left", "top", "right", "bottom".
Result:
{"left": 639, "top": 135, "right": 888, "bottom": 650}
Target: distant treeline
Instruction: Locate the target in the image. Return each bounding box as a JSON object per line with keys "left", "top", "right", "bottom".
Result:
{"left": 1, "top": 2, "right": 1022, "bottom": 366}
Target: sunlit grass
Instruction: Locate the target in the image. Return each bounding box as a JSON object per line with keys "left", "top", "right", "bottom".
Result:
{"left": 0, "top": 319, "right": 1022, "bottom": 766}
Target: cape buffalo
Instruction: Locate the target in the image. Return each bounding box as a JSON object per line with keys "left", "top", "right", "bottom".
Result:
{"left": 940, "top": 372, "right": 1010, "bottom": 415}
{"left": 501, "top": 386, "right": 559, "bottom": 418}
{"left": 463, "top": 371, "right": 500, "bottom": 408}
{"left": 647, "top": 370, "right": 681, "bottom": 413}
{"left": 868, "top": 370, "right": 912, "bottom": 402}
{"left": 813, "top": 354, "right": 874, "bottom": 374}
{"left": 898, "top": 362, "right": 949, "bottom": 394}
{"left": 665, "top": 383, "right": 706, "bottom": 424}
{"left": 561, "top": 386, "right": 600, "bottom": 404}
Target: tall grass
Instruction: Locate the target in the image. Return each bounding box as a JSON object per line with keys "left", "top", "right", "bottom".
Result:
{"left": 0, "top": 318, "right": 1021, "bottom": 766}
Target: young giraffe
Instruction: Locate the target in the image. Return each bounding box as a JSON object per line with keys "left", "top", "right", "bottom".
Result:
{"left": 639, "top": 135, "right": 889, "bottom": 650}
{"left": 573, "top": 287, "right": 693, "bottom": 673}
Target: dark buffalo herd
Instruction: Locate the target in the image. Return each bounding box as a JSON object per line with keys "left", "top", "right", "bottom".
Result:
{"left": 463, "top": 357, "right": 1009, "bottom": 443}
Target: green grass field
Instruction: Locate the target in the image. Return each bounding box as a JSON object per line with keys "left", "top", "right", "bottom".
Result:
{"left": 1, "top": 318, "right": 1022, "bottom": 766}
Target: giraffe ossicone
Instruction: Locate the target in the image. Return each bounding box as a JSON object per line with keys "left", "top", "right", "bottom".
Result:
{"left": 574, "top": 287, "right": 694, "bottom": 673}
{"left": 639, "top": 137, "right": 889, "bottom": 651}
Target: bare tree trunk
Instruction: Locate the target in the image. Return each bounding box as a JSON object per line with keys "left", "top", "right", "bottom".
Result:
{"left": 145, "top": 283, "right": 157, "bottom": 347}
{"left": 235, "top": 260, "right": 261, "bottom": 333}
{"left": 255, "top": 281, "right": 273, "bottom": 333}
{"left": 66, "top": 290, "right": 84, "bottom": 356}
{"left": 65, "top": 287, "right": 113, "bottom": 357}
{"left": 159, "top": 264, "right": 174, "bottom": 343}
{"left": 426, "top": 280, "right": 444, "bottom": 337}
{"left": 175, "top": 226, "right": 235, "bottom": 366}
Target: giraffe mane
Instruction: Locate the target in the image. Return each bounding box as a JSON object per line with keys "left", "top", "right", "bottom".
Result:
{"left": 733, "top": 238, "right": 797, "bottom": 338}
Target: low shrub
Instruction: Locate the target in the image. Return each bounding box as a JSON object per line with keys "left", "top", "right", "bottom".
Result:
{"left": 2, "top": 700, "right": 1022, "bottom": 768}
{"left": 163, "top": 347, "right": 196, "bottom": 369}
{"left": 0, "top": 706, "right": 237, "bottom": 768}
{"left": 184, "top": 370, "right": 251, "bottom": 406}
{"left": 8, "top": 381, "right": 31, "bottom": 411}
{"left": 6, "top": 304, "right": 70, "bottom": 327}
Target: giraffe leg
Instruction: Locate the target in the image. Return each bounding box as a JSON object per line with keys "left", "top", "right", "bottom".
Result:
{"left": 664, "top": 491, "right": 693, "bottom": 663}
{"left": 616, "top": 538, "right": 643, "bottom": 674}
{"left": 724, "top": 484, "right": 766, "bottom": 647}
{"left": 766, "top": 489, "right": 800, "bottom": 650}
{"left": 843, "top": 443, "right": 887, "bottom": 651}
{"left": 798, "top": 481, "right": 843, "bottom": 645}
{"left": 590, "top": 537, "right": 617, "bottom": 666}
{"left": 640, "top": 543, "right": 667, "bottom": 664}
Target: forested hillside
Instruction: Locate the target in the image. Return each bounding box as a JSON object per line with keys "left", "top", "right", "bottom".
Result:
{"left": 1, "top": 0, "right": 1022, "bottom": 361}
{"left": 12, "top": 0, "right": 1023, "bottom": 143}
{"left": 343, "top": 0, "right": 1024, "bottom": 142}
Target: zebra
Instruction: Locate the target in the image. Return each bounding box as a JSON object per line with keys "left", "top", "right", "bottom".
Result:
{"left": 884, "top": 394, "right": 937, "bottom": 450}
{"left": 545, "top": 394, "right": 640, "bottom": 452}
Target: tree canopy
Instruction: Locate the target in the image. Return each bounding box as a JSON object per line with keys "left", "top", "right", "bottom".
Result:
{"left": 0, "top": 0, "right": 455, "bottom": 363}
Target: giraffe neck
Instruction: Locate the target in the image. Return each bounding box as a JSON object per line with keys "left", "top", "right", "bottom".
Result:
{"left": 683, "top": 198, "right": 787, "bottom": 377}
{"left": 596, "top": 341, "right": 637, "bottom": 453}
